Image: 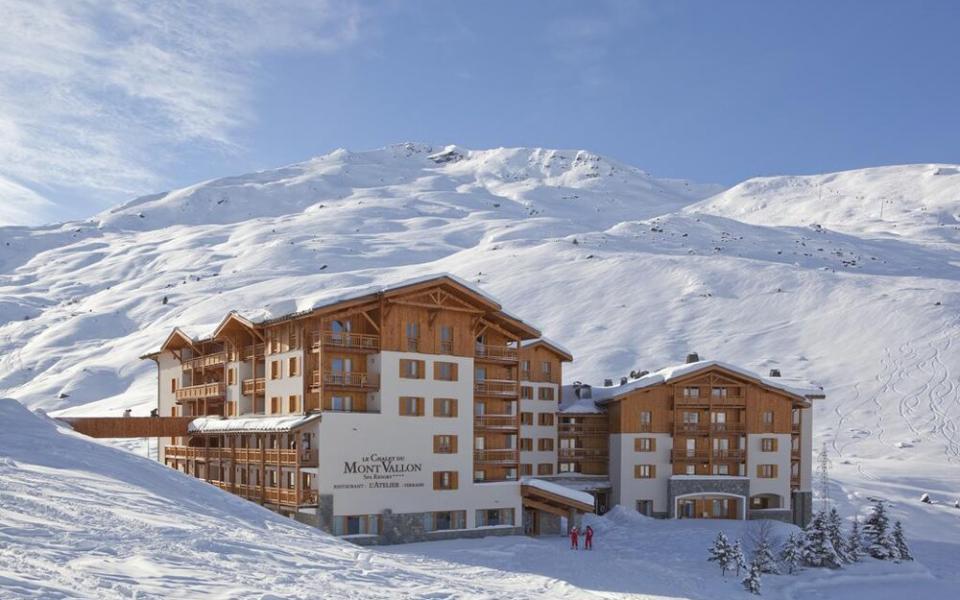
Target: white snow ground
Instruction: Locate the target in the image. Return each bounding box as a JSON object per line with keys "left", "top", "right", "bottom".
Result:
{"left": 2, "top": 398, "right": 957, "bottom": 599}
{"left": 1, "top": 144, "right": 960, "bottom": 597}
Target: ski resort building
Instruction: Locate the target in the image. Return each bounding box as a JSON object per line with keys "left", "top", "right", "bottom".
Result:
{"left": 141, "top": 275, "right": 823, "bottom": 544}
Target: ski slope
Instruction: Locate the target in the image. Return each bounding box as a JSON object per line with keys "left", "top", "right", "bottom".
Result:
{"left": 0, "top": 143, "right": 959, "bottom": 559}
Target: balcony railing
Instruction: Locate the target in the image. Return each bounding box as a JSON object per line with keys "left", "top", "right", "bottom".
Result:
{"left": 165, "top": 446, "right": 318, "bottom": 467}
{"left": 711, "top": 422, "right": 745, "bottom": 433}
{"left": 242, "top": 378, "right": 265, "bottom": 396}
{"left": 558, "top": 423, "right": 609, "bottom": 435}
{"left": 313, "top": 370, "right": 380, "bottom": 390}
{"left": 182, "top": 352, "right": 227, "bottom": 371}
{"left": 558, "top": 448, "right": 609, "bottom": 460}
{"left": 676, "top": 423, "right": 710, "bottom": 434}
{"left": 475, "top": 344, "right": 519, "bottom": 362}
{"left": 175, "top": 382, "right": 225, "bottom": 402}
{"left": 212, "top": 481, "right": 319, "bottom": 506}
{"left": 712, "top": 449, "right": 746, "bottom": 461}
{"left": 312, "top": 331, "right": 380, "bottom": 352}
{"left": 671, "top": 449, "right": 710, "bottom": 461}
{"left": 474, "top": 379, "right": 518, "bottom": 398}
{"left": 474, "top": 414, "right": 517, "bottom": 429}
{"left": 243, "top": 343, "right": 265, "bottom": 360}
{"left": 474, "top": 449, "right": 518, "bottom": 464}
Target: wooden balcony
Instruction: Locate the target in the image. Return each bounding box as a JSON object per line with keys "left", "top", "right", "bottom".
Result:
{"left": 676, "top": 423, "right": 710, "bottom": 434}
{"left": 474, "top": 449, "right": 518, "bottom": 464}
{"left": 675, "top": 395, "right": 709, "bottom": 406}
{"left": 212, "top": 481, "right": 319, "bottom": 507}
{"left": 312, "top": 370, "right": 379, "bottom": 390}
{"left": 175, "top": 382, "right": 225, "bottom": 402}
{"left": 558, "top": 423, "right": 609, "bottom": 436}
{"left": 474, "top": 414, "right": 518, "bottom": 430}
{"left": 165, "top": 445, "right": 318, "bottom": 467}
{"left": 712, "top": 449, "right": 746, "bottom": 461}
{"left": 312, "top": 331, "right": 380, "bottom": 353}
{"left": 671, "top": 449, "right": 710, "bottom": 461}
{"left": 558, "top": 448, "right": 609, "bottom": 460}
{"left": 474, "top": 379, "right": 518, "bottom": 398}
{"left": 711, "top": 422, "right": 745, "bottom": 433}
{"left": 242, "top": 378, "right": 265, "bottom": 396}
{"left": 475, "top": 344, "right": 519, "bottom": 363}
{"left": 243, "top": 343, "right": 265, "bottom": 360}
{"left": 182, "top": 352, "right": 227, "bottom": 371}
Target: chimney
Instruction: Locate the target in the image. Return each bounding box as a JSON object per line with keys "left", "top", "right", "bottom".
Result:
{"left": 580, "top": 385, "right": 592, "bottom": 399}
{"left": 769, "top": 369, "right": 781, "bottom": 378}
{"left": 620, "top": 376, "right": 628, "bottom": 386}
{"left": 603, "top": 378, "right": 613, "bottom": 387}
{"left": 573, "top": 381, "right": 583, "bottom": 398}
{"left": 686, "top": 352, "right": 700, "bottom": 364}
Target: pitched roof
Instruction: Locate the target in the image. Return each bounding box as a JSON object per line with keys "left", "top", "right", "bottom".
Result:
{"left": 188, "top": 414, "right": 321, "bottom": 434}
{"left": 520, "top": 337, "right": 574, "bottom": 362}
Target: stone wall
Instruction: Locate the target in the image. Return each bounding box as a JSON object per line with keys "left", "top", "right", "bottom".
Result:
{"left": 791, "top": 490, "right": 813, "bottom": 527}
{"left": 667, "top": 477, "right": 750, "bottom": 518}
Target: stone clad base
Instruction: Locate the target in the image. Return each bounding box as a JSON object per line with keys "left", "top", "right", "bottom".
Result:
{"left": 791, "top": 490, "right": 813, "bottom": 528}
{"left": 667, "top": 477, "right": 750, "bottom": 518}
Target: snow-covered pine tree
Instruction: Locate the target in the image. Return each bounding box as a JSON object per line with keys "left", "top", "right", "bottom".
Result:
{"left": 779, "top": 532, "right": 806, "bottom": 574}
{"left": 826, "top": 507, "right": 849, "bottom": 563}
{"left": 802, "top": 511, "right": 842, "bottom": 568}
{"left": 847, "top": 517, "right": 863, "bottom": 562}
{"left": 732, "top": 540, "right": 748, "bottom": 577}
{"left": 742, "top": 557, "right": 763, "bottom": 595}
{"left": 708, "top": 531, "right": 733, "bottom": 576}
{"left": 892, "top": 521, "right": 912, "bottom": 561}
{"left": 862, "top": 500, "right": 896, "bottom": 559}
{"left": 752, "top": 534, "right": 780, "bottom": 574}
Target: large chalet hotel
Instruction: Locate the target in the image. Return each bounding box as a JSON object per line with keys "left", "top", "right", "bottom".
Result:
{"left": 144, "top": 275, "right": 824, "bottom": 544}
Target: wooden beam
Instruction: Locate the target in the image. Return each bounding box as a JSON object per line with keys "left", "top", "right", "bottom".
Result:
{"left": 361, "top": 309, "right": 379, "bottom": 333}
{"left": 388, "top": 299, "right": 483, "bottom": 314}
{"left": 522, "top": 498, "right": 572, "bottom": 519}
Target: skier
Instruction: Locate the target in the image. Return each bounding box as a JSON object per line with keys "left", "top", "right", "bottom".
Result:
{"left": 584, "top": 525, "right": 594, "bottom": 550}
{"left": 569, "top": 526, "right": 579, "bottom": 550}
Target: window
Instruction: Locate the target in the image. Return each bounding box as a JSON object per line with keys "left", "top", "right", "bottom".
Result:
{"left": 427, "top": 510, "right": 465, "bottom": 531}
{"left": 170, "top": 378, "right": 177, "bottom": 393}
{"left": 634, "top": 464, "right": 656, "bottom": 479}
{"left": 683, "top": 386, "right": 700, "bottom": 398}
{"left": 288, "top": 395, "right": 299, "bottom": 413}
{"left": 537, "top": 463, "right": 554, "bottom": 476}
{"left": 474, "top": 469, "right": 486, "bottom": 482}
{"left": 541, "top": 361, "right": 552, "bottom": 377}
{"left": 476, "top": 508, "right": 515, "bottom": 527}
{"left": 521, "top": 360, "right": 531, "bottom": 376}
{"left": 270, "top": 396, "right": 280, "bottom": 413}
{"left": 636, "top": 500, "right": 654, "bottom": 516}
{"left": 757, "top": 464, "right": 778, "bottom": 478}
{"left": 270, "top": 360, "right": 281, "bottom": 380}
{"left": 288, "top": 356, "right": 300, "bottom": 377}
{"left": 761, "top": 438, "right": 778, "bottom": 452}
{"left": 439, "top": 325, "right": 454, "bottom": 353}
{"left": 405, "top": 322, "right": 420, "bottom": 351}
{"left": 711, "top": 387, "right": 727, "bottom": 398}
{"left": 685, "top": 464, "right": 696, "bottom": 475}
{"left": 520, "top": 464, "right": 533, "bottom": 476}
{"left": 682, "top": 411, "right": 700, "bottom": 424}
{"left": 333, "top": 515, "right": 380, "bottom": 536}
{"left": 228, "top": 368, "right": 236, "bottom": 385}
{"left": 399, "top": 359, "right": 424, "bottom": 379}
{"left": 288, "top": 327, "right": 298, "bottom": 350}
{"left": 434, "top": 361, "right": 458, "bottom": 381}
{"left": 712, "top": 464, "right": 730, "bottom": 475}
{"left": 634, "top": 437, "right": 655, "bottom": 452}
{"left": 537, "top": 438, "right": 554, "bottom": 451}
{"left": 559, "top": 462, "right": 576, "bottom": 473}
{"left": 399, "top": 397, "right": 424, "bottom": 416}
{"left": 475, "top": 366, "right": 486, "bottom": 381}
{"left": 762, "top": 411, "right": 774, "bottom": 430}
{"left": 433, "top": 471, "right": 458, "bottom": 490}
{"left": 537, "top": 413, "right": 555, "bottom": 426}
{"left": 434, "top": 435, "right": 457, "bottom": 454}
{"left": 639, "top": 411, "right": 652, "bottom": 425}
{"left": 433, "top": 398, "right": 458, "bottom": 417}
{"left": 519, "top": 438, "right": 533, "bottom": 451}
{"left": 270, "top": 335, "right": 281, "bottom": 354}
{"left": 520, "top": 386, "right": 533, "bottom": 399}
{"left": 520, "top": 412, "right": 533, "bottom": 426}
{"left": 330, "top": 395, "right": 352, "bottom": 412}
{"left": 537, "top": 387, "right": 555, "bottom": 401}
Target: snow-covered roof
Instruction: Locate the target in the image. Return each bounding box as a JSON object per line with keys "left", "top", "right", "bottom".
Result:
{"left": 587, "top": 360, "right": 823, "bottom": 403}
{"left": 188, "top": 414, "right": 321, "bottom": 434}
{"left": 520, "top": 336, "right": 574, "bottom": 361}
{"left": 521, "top": 477, "right": 595, "bottom": 507}
{"left": 558, "top": 396, "right": 603, "bottom": 414}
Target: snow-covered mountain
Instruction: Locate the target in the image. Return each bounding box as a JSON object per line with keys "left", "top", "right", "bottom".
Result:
{"left": 1, "top": 143, "right": 959, "bottom": 500}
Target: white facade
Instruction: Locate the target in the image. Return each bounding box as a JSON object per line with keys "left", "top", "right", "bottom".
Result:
{"left": 609, "top": 433, "right": 673, "bottom": 514}
{"left": 745, "top": 433, "right": 793, "bottom": 509}
{"left": 519, "top": 380, "right": 559, "bottom": 476}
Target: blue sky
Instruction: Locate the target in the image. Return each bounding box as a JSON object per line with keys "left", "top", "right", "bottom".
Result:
{"left": 1, "top": 0, "right": 958, "bottom": 224}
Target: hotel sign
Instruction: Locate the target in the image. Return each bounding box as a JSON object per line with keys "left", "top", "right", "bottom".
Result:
{"left": 335, "top": 453, "right": 426, "bottom": 490}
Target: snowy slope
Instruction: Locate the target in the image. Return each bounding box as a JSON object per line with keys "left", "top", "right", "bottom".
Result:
{"left": 0, "top": 144, "right": 959, "bottom": 526}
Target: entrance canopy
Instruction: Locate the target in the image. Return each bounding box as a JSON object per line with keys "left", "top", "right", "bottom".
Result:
{"left": 521, "top": 479, "right": 595, "bottom": 517}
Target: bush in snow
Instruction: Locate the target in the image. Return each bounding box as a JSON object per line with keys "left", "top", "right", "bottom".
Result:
{"left": 731, "top": 540, "right": 748, "bottom": 577}
{"left": 862, "top": 500, "right": 897, "bottom": 560}
{"left": 707, "top": 531, "right": 734, "bottom": 576}
{"left": 779, "top": 532, "right": 806, "bottom": 575}
{"left": 802, "top": 512, "right": 842, "bottom": 568}
{"left": 742, "top": 557, "right": 763, "bottom": 595}
{"left": 826, "top": 507, "right": 849, "bottom": 563}
{"left": 892, "top": 521, "right": 913, "bottom": 561}
{"left": 846, "top": 518, "right": 863, "bottom": 563}
{"left": 747, "top": 521, "right": 780, "bottom": 574}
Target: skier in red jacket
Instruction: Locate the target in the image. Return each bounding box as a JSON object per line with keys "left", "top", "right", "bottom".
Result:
{"left": 569, "top": 526, "right": 579, "bottom": 550}
{"left": 584, "top": 525, "right": 594, "bottom": 550}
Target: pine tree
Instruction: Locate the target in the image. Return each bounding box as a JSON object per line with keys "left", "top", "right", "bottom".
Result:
{"left": 847, "top": 518, "right": 863, "bottom": 562}
{"left": 862, "top": 500, "right": 896, "bottom": 559}
{"left": 779, "top": 532, "right": 806, "bottom": 575}
{"left": 732, "top": 540, "right": 748, "bottom": 577}
{"left": 742, "top": 557, "right": 763, "bottom": 595}
{"left": 708, "top": 531, "right": 733, "bottom": 576}
{"left": 752, "top": 535, "right": 781, "bottom": 575}
{"left": 802, "top": 511, "right": 842, "bottom": 568}
{"left": 826, "top": 507, "right": 849, "bottom": 563}
{"left": 892, "top": 521, "right": 913, "bottom": 561}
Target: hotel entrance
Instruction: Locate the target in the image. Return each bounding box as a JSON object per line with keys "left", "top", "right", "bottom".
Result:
{"left": 676, "top": 494, "right": 744, "bottom": 520}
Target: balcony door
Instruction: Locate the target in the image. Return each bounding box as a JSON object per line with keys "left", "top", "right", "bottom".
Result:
{"left": 330, "top": 358, "right": 352, "bottom": 386}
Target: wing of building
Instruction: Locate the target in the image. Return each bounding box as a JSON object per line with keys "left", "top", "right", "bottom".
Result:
{"left": 143, "top": 276, "right": 824, "bottom": 544}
